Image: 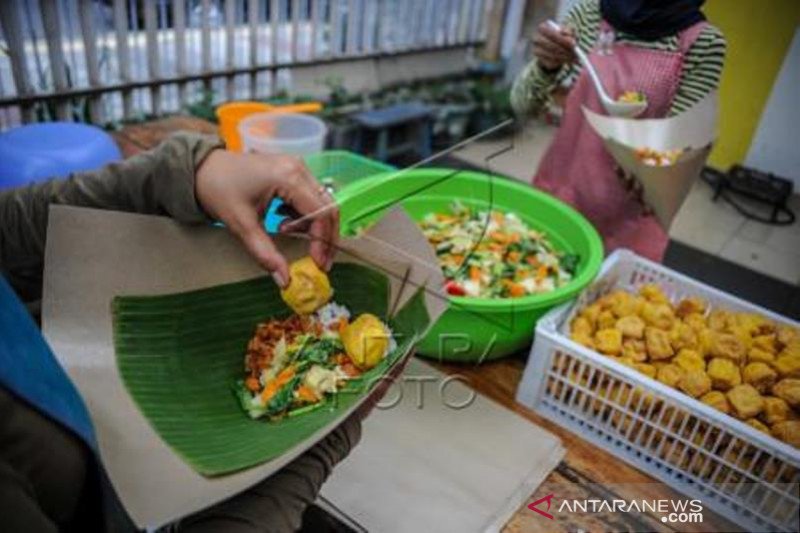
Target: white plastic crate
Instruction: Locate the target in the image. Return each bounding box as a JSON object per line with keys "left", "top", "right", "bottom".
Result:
{"left": 517, "top": 249, "right": 800, "bottom": 533}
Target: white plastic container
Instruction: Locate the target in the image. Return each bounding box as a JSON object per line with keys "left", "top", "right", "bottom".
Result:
{"left": 238, "top": 112, "right": 327, "bottom": 156}
{"left": 517, "top": 249, "right": 800, "bottom": 533}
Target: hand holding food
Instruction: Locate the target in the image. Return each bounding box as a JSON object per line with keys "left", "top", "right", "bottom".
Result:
{"left": 195, "top": 150, "right": 339, "bottom": 287}
{"left": 237, "top": 257, "right": 396, "bottom": 420}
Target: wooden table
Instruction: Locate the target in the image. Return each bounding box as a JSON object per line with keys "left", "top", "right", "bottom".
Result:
{"left": 112, "top": 116, "right": 737, "bottom": 533}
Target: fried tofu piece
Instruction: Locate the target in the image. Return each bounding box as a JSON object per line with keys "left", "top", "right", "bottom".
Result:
{"left": 776, "top": 325, "right": 798, "bottom": 348}
{"left": 595, "top": 328, "right": 623, "bottom": 356}
{"left": 571, "top": 316, "right": 594, "bottom": 337}
{"left": 728, "top": 324, "right": 755, "bottom": 351}
{"left": 771, "top": 420, "right": 800, "bottom": 448}
{"left": 726, "top": 384, "right": 764, "bottom": 419}
{"left": 774, "top": 354, "right": 800, "bottom": 378}
{"left": 670, "top": 322, "right": 698, "bottom": 352}
{"left": 707, "top": 309, "right": 731, "bottom": 331}
{"left": 657, "top": 363, "right": 684, "bottom": 388}
{"left": 634, "top": 363, "right": 657, "bottom": 379}
{"left": 679, "top": 369, "right": 712, "bottom": 398}
{"left": 571, "top": 330, "right": 595, "bottom": 349}
{"left": 597, "top": 310, "right": 617, "bottom": 330}
{"left": 674, "top": 349, "right": 706, "bottom": 373}
{"left": 579, "top": 303, "right": 602, "bottom": 328}
{"left": 700, "top": 390, "right": 731, "bottom": 415}
{"left": 745, "top": 418, "right": 771, "bottom": 435}
{"left": 762, "top": 396, "right": 793, "bottom": 425}
{"left": 752, "top": 334, "right": 777, "bottom": 354}
{"left": 709, "top": 333, "right": 746, "bottom": 363}
{"left": 707, "top": 357, "right": 742, "bottom": 391}
{"left": 645, "top": 327, "right": 674, "bottom": 361}
{"left": 611, "top": 291, "right": 643, "bottom": 318}
{"left": 697, "top": 328, "right": 715, "bottom": 359}
{"left": 772, "top": 379, "right": 800, "bottom": 408}
{"left": 743, "top": 362, "right": 778, "bottom": 394}
{"left": 616, "top": 315, "right": 645, "bottom": 339}
{"left": 748, "top": 347, "right": 776, "bottom": 365}
{"left": 639, "top": 283, "right": 670, "bottom": 304}
{"left": 675, "top": 296, "right": 707, "bottom": 318}
{"left": 683, "top": 313, "right": 707, "bottom": 332}
{"left": 732, "top": 312, "right": 768, "bottom": 336}
{"left": 641, "top": 303, "right": 675, "bottom": 330}
{"left": 622, "top": 339, "right": 648, "bottom": 362}
{"left": 595, "top": 291, "right": 621, "bottom": 310}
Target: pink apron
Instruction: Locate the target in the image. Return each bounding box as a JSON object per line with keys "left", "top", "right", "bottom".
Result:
{"left": 534, "top": 20, "right": 708, "bottom": 262}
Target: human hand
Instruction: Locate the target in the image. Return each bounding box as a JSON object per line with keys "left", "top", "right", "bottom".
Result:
{"left": 533, "top": 21, "right": 576, "bottom": 71}
{"left": 195, "top": 150, "right": 339, "bottom": 288}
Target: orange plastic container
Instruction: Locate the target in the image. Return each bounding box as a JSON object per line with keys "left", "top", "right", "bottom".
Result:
{"left": 216, "top": 102, "right": 271, "bottom": 151}
{"left": 216, "top": 101, "right": 324, "bottom": 152}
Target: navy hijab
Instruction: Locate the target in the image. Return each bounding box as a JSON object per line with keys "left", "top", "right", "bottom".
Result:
{"left": 600, "top": 0, "right": 706, "bottom": 40}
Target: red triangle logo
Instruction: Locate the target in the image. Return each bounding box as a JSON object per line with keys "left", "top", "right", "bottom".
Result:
{"left": 528, "top": 493, "right": 555, "bottom": 520}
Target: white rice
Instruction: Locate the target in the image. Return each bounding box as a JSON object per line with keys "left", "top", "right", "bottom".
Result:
{"left": 314, "top": 302, "right": 351, "bottom": 329}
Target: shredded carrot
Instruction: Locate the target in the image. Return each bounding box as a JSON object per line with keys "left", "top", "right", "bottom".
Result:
{"left": 509, "top": 283, "right": 526, "bottom": 297}
{"left": 489, "top": 231, "right": 508, "bottom": 243}
{"left": 296, "top": 385, "right": 318, "bottom": 403}
{"left": 507, "top": 251, "right": 520, "bottom": 263}
{"left": 276, "top": 366, "right": 296, "bottom": 386}
{"left": 338, "top": 317, "right": 349, "bottom": 335}
{"left": 245, "top": 377, "right": 260, "bottom": 392}
{"left": 469, "top": 265, "right": 481, "bottom": 282}
{"left": 260, "top": 380, "right": 280, "bottom": 402}
{"left": 536, "top": 265, "right": 549, "bottom": 280}
{"left": 526, "top": 256, "right": 540, "bottom": 266}
{"left": 341, "top": 362, "right": 362, "bottom": 378}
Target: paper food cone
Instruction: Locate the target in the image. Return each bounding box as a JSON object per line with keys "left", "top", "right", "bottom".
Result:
{"left": 42, "top": 205, "right": 445, "bottom": 528}
{"left": 583, "top": 93, "right": 718, "bottom": 228}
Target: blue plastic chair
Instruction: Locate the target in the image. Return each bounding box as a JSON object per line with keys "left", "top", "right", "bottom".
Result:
{"left": 0, "top": 122, "right": 122, "bottom": 190}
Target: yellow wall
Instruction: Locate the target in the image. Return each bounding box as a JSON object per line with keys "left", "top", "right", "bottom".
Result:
{"left": 703, "top": 0, "right": 799, "bottom": 168}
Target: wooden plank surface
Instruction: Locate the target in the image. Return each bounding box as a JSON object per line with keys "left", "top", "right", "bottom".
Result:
{"left": 110, "top": 116, "right": 738, "bottom": 533}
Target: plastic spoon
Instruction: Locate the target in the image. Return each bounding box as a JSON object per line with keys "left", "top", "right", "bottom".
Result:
{"left": 546, "top": 20, "right": 647, "bottom": 118}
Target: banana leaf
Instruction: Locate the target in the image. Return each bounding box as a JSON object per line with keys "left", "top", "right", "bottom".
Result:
{"left": 113, "top": 262, "right": 428, "bottom": 476}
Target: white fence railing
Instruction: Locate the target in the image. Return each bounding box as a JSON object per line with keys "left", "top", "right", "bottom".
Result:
{"left": 0, "top": 0, "right": 490, "bottom": 131}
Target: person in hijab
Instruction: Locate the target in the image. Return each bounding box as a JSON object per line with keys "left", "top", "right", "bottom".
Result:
{"left": 511, "top": 0, "right": 726, "bottom": 261}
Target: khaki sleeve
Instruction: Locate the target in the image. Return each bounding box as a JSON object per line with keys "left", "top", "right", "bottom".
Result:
{"left": 177, "top": 415, "right": 362, "bottom": 533}
{"left": 0, "top": 132, "right": 223, "bottom": 302}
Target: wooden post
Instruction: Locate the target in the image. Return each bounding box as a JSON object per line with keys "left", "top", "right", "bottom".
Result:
{"left": 39, "top": 0, "right": 71, "bottom": 120}
{"left": 482, "top": 0, "right": 509, "bottom": 61}
{"left": 144, "top": 0, "right": 162, "bottom": 115}
{"left": 174, "top": 0, "right": 188, "bottom": 106}
{"left": 249, "top": 0, "right": 261, "bottom": 97}
{"left": 0, "top": 1, "right": 34, "bottom": 122}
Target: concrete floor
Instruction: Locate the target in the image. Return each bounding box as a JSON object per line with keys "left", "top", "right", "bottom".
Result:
{"left": 451, "top": 120, "right": 800, "bottom": 286}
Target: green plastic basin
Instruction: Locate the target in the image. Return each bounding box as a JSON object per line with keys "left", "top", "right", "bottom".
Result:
{"left": 336, "top": 168, "right": 603, "bottom": 362}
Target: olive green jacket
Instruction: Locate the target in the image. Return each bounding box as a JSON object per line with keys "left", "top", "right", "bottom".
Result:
{"left": 0, "top": 132, "right": 360, "bottom": 532}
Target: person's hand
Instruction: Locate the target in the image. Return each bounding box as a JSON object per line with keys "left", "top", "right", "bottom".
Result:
{"left": 532, "top": 22, "right": 576, "bottom": 71}
{"left": 195, "top": 150, "right": 339, "bottom": 288}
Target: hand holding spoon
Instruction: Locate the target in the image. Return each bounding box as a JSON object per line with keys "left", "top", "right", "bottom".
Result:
{"left": 546, "top": 20, "right": 647, "bottom": 118}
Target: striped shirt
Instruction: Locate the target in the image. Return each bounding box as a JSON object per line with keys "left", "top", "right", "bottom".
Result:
{"left": 511, "top": 0, "right": 726, "bottom": 117}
